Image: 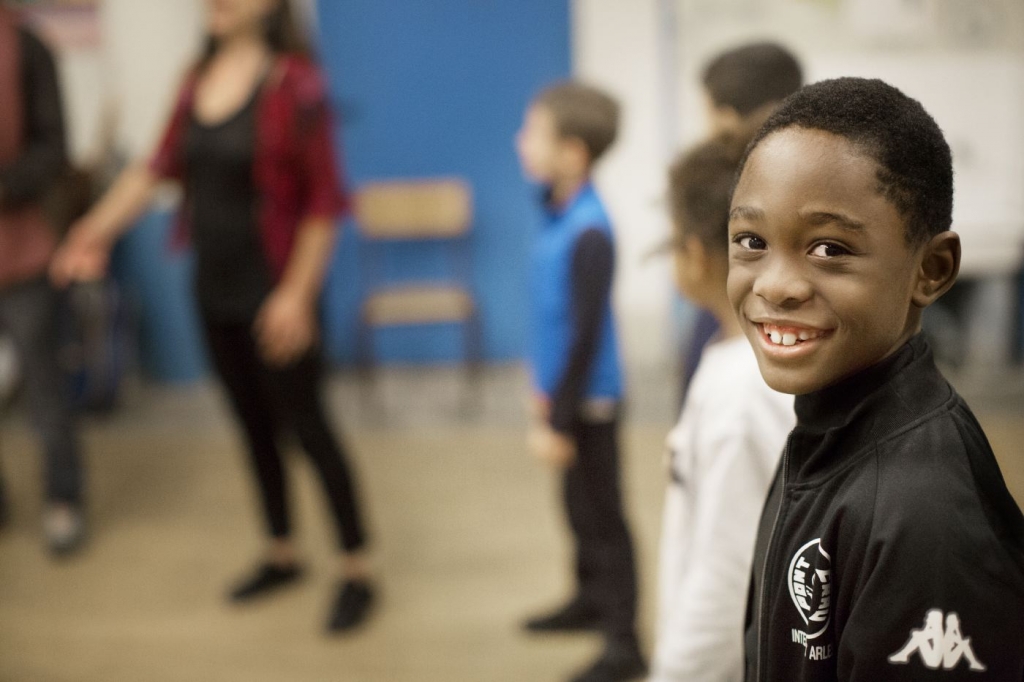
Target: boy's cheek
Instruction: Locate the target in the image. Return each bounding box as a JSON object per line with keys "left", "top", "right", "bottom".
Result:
{"left": 726, "top": 267, "right": 755, "bottom": 315}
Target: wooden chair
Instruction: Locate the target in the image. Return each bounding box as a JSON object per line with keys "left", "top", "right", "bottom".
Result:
{"left": 352, "top": 178, "right": 482, "bottom": 404}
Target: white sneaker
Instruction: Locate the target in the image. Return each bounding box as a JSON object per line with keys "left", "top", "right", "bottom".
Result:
{"left": 43, "top": 504, "right": 86, "bottom": 557}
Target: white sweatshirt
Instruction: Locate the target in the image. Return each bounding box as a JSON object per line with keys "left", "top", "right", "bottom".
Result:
{"left": 650, "top": 335, "right": 795, "bottom": 682}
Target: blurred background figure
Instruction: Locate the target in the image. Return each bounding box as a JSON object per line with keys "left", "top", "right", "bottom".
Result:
{"left": 0, "top": 0, "right": 86, "bottom": 556}
{"left": 678, "top": 42, "right": 802, "bottom": 403}
{"left": 517, "top": 82, "right": 646, "bottom": 682}
{"left": 649, "top": 140, "right": 794, "bottom": 682}
{"left": 52, "top": 0, "right": 375, "bottom": 633}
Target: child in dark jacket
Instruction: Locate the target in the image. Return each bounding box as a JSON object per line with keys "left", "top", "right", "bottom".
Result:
{"left": 730, "top": 77, "right": 1024, "bottom": 681}
{"left": 515, "top": 81, "right": 645, "bottom": 682}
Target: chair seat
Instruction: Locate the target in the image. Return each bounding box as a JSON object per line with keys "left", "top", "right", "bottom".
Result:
{"left": 363, "top": 284, "right": 475, "bottom": 327}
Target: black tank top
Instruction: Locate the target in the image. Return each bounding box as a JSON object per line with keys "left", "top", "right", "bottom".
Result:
{"left": 185, "top": 85, "right": 272, "bottom": 323}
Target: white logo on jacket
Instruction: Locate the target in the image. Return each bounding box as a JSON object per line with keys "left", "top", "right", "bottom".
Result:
{"left": 788, "top": 539, "right": 833, "bottom": 661}
{"left": 789, "top": 539, "right": 832, "bottom": 638}
{"left": 889, "top": 609, "right": 987, "bottom": 672}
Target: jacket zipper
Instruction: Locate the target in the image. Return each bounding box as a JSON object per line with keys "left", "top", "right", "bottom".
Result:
{"left": 756, "top": 434, "right": 792, "bottom": 682}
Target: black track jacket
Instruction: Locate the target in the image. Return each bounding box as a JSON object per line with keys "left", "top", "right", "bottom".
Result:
{"left": 744, "top": 335, "right": 1024, "bottom": 681}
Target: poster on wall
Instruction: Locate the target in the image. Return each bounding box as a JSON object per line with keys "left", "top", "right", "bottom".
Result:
{"left": 10, "top": 0, "right": 101, "bottom": 51}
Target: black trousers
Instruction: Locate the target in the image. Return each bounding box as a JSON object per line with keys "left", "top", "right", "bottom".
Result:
{"left": 203, "top": 320, "right": 367, "bottom": 552}
{"left": 564, "top": 416, "right": 638, "bottom": 642}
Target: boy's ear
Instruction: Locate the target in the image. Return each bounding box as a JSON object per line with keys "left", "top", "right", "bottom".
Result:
{"left": 560, "top": 136, "right": 592, "bottom": 173}
{"left": 912, "top": 231, "right": 961, "bottom": 308}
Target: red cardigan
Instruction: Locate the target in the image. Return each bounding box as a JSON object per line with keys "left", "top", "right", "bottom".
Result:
{"left": 149, "top": 54, "right": 349, "bottom": 281}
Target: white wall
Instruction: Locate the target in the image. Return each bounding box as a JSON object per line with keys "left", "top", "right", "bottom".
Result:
{"left": 572, "top": 0, "right": 677, "bottom": 371}
{"left": 100, "top": 0, "right": 205, "bottom": 161}
{"left": 46, "top": 0, "right": 203, "bottom": 196}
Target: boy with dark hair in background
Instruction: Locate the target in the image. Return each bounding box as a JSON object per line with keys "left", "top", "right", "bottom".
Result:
{"left": 700, "top": 42, "right": 803, "bottom": 146}
{"left": 649, "top": 140, "right": 793, "bottom": 682}
{"left": 729, "top": 77, "right": 1024, "bottom": 681}
{"left": 681, "top": 42, "right": 803, "bottom": 399}
{"left": 516, "top": 81, "right": 646, "bottom": 682}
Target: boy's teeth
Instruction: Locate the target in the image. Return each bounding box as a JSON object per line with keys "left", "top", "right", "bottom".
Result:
{"left": 764, "top": 323, "right": 824, "bottom": 345}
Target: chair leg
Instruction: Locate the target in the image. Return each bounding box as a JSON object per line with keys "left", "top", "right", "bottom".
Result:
{"left": 461, "top": 310, "right": 484, "bottom": 416}
{"left": 355, "top": 315, "right": 378, "bottom": 412}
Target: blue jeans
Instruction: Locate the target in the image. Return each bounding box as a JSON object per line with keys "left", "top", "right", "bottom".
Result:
{"left": 0, "top": 278, "right": 82, "bottom": 504}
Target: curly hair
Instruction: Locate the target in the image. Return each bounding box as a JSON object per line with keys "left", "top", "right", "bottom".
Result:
{"left": 739, "top": 77, "right": 954, "bottom": 244}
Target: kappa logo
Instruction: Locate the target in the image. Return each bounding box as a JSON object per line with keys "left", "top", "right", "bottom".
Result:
{"left": 889, "top": 609, "right": 986, "bottom": 672}
{"left": 788, "top": 538, "right": 832, "bottom": 641}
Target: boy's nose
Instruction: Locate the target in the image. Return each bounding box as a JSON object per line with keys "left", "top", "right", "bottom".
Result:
{"left": 752, "top": 256, "right": 813, "bottom": 308}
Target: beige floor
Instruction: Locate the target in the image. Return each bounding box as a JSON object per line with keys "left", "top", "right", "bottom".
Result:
{"left": 0, "top": 366, "right": 1021, "bottom": 682}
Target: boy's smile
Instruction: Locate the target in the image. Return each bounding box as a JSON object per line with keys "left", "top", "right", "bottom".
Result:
{"left": 728, "top": 127, "right": 928, "bottom": 395}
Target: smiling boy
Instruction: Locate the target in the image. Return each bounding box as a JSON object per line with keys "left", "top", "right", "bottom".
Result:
{"left": 729, "top": 78, "right": 1024, "bottom": 681}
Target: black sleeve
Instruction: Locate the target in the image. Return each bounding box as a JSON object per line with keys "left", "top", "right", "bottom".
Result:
{"left": 549, "top": 227, "right": 614, "bottom": 433}
{"left": 0, "top": 28, "right": 67, "bottom": 208}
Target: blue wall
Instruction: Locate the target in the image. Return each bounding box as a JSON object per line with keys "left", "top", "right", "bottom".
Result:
{"left": 317, "top": 0, "right": 570, "bottom": 364}
{"left": 111, "top": 210, "right": 208, "bottom": 382}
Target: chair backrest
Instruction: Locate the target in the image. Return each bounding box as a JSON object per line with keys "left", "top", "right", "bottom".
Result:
{"left": 353, "top": 178, "right": 472, "bottom": 240}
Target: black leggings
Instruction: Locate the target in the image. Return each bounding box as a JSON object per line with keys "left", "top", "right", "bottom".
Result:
{"left": 203, "top": 320, "right": 367, "bottom": 552}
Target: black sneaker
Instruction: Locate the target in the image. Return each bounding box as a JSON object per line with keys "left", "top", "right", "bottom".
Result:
{"left": 228, "top": 563, "right": 303, "bottom": 603}
{"left": 569, "top": 640, "right": 647, "bottom": 682}
{"left": 524, "top": 599, "right": 602, "bottom": 633}
{"left": 326, "top": 579, "right": 375, "bottom": 633}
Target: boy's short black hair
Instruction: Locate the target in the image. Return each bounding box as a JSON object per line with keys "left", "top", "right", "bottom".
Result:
{"left": 669, "top": 139, "right": 743, "bottom": 254}
{"left": 741, "top": 77, "right": 954, "bottom": 244}
{"left": 702, "top": 42, "right": 803, "bottom": 116}
{"left": 535, "top": 81, "right": 620, "bottom": 164}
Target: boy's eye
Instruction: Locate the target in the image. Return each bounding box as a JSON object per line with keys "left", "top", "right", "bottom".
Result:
{"left": 734, "top": 234, "right": 767, "bottom": 250}
{"left": 810, "top": 242, "right": 850, "bottom": 258}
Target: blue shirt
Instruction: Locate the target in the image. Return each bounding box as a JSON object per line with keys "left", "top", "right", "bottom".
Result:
{"left": 529, "top": 183, "right": 623, "bottom": 405}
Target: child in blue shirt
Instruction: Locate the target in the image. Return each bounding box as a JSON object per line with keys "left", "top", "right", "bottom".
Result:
{"left": 516, "top": 81, "right": 645, "bottom": 682}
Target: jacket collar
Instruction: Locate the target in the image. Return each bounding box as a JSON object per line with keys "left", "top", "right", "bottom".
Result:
{"left": 789, "top": 334, "right": 952, "bottom": 482}
{"left": 540, "top": 182, "right": 593, "bottom": 221}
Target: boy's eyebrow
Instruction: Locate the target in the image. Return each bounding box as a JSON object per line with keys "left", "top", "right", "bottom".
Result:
{"left": 801, "top": 210, "right": 866, "bottom": 232}
{"left": 729, "top": 206, "right": 764, "bottom": 222}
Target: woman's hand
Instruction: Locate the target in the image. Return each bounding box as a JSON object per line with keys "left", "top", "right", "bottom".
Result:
{"left": 50, "top": 217, "right": 113, "bottom": 287}
{"left": 50, "top": 164, "right": 160, "bottom": 288}
{"left": 253, "top": 286, "right": 317, "bottom": 367}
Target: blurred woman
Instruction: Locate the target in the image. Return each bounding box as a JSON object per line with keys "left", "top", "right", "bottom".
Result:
{"left": 52, "top": 0, "right": 374, "bottom": 632}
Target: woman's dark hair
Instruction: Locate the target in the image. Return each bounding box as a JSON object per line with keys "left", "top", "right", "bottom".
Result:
{"left": 200, "top": 0, "right": 308, "bottom": 68}
{"left": 669, "top": 139, "right": 744, "bottom": 253}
